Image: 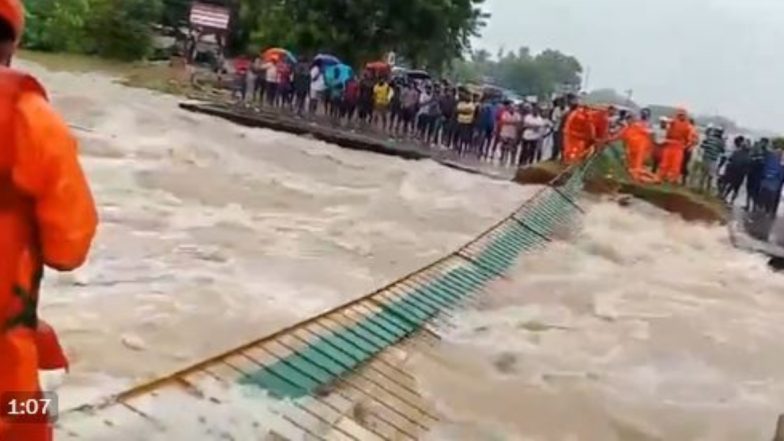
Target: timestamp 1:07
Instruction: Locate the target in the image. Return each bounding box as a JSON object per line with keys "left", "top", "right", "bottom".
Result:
{"left": 7, "top": 398, "right": 53, "bottom": 416}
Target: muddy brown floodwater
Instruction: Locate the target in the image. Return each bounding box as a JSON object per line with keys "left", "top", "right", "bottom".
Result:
{"left": 17, "top": 60, "right": 530, "bottom": 408}
{"left": 18, "top": 59, "right": 784, "bottom": 440}
{"left": 414, "top": 198, "right": 784, "bottom": 441}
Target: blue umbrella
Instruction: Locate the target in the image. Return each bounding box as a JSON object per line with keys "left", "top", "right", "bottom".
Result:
{"left": 324, "top": 64, "right": 353, "bottom": 87}
{"left": 312, "top": 54, "right": 341, "bottom": 67}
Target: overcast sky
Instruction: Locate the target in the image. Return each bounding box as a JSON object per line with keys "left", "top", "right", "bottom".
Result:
{"left": 478, "top": 0, "right": 782, "bottom": 132}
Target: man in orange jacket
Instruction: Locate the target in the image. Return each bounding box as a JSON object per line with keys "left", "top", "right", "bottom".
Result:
{"left": 657, "top": 108, "right": 694, "bottom": 183}
{"left": 562, "top": 102, "right": 595, "bottom": 165}
{"left": 0, "top": 1, "right": 98, "bottom": 439}
{"left": 613, "top": 110, "right": 657, "bottom": 183}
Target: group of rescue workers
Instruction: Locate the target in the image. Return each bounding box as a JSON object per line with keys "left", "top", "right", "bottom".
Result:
{"left": 560, "top": 94, "right": 698, "bottom": 184}
{"left": 563, "top": 94, "right": 784, "bottom": 218}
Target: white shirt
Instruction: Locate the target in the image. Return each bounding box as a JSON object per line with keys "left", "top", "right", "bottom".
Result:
{"left": 310, "top": 66, "right": 325, "bottom": 92}
{"left": 523, "top": 115, "right": 549, "bottom": 141}
{"left": 551, "top": 107, "right": 566, "bottom": 126}
{"left": 263, "top": 62, "right": 278, "bottom": 83}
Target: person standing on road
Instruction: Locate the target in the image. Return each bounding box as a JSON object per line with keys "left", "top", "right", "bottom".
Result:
{"left": 0, "top": 2, "right": 99, "bottom": 439}
{"left": 746, "top": 138, "right": 769, "bottom": 211}
{"left": 497, "top": 101, "right": 522, "bottom": 166}
{"left": 372, "top": 78, "right": 393, "bottom": 131}
{"left": 292, "top": 60, "right": 310, "bottom": 116}
{"left": 439, "top": 87, "right": 457, "bottom": 148}
{"left": 455, "top": 92, "right": 477, "bottom": 156}
{"left": 759, "top": 146, "right": 784, "bottom": 216}
{"left": 550, "top": 97, "right": 568, "bottom": 160}
{"left": 399, "top": 83, "right": 420, "bottom": 137}
{"left": 357, "top": 72, "right": 375, "bottom": 126}
{"left": 520, "top": 105, "right": 550, "bottom": 166}
{"left": 276, "top": 58, "right": 292, "bottom": 109}
{"left": 720, "top": 136, "right": 751, "bottom": 204}
{"left": 309, "top": 63, "right": 326, "bottom": 115}
{"left": 694, "top": 127, "right": 726, "bottom": 191}
{"left": 261, "top": 57, "right": 279, "bottom": 107}
{"left": 657, "top": 109, "right": 693, "bottom": 184}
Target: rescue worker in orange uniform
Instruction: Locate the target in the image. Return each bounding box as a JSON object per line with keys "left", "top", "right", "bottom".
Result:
{"left": 657, "top": 108, "right": 694, "bottom": 183}
{"left": 590, "top": 106, "right": 614, "bottom": 145}
{"left": 0, "top": 1, "right": 98, "bottom": 439}
{"left": 612, "top": 109, "right": 657, "bottom": 183}
{"left": 562, "top": 97, "right": 596, "bottom": 165}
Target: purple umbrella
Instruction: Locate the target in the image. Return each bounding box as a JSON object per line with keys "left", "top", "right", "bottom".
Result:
{"left": 312, "top": 54, "right": 341, "bottom": 67}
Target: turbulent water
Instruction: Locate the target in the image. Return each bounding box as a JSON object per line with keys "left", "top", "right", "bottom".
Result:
{"left": 414, "top": 198, "right": 784, "bottom": 441}
{"left": 19, "top": 59, "right": 784, "bottom": 440}
{"left": 17, "top": 60, "right": 531, "bottom": 407}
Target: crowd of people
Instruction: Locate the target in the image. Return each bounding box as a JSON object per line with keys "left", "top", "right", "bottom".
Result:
{"left": 227, "top": 51, "right": 784, "bottom": 216}
{"left": 229, "top": 54, "right": 565, "bottom": 167}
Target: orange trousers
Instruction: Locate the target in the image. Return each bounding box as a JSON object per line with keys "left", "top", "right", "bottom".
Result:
{"left": 626, "top": 142, "right": 650, "bottom": 177}
{"left": 563, "top": 136, "right": 589, "bottom": 165}
{"left": 657, "top": 144, "right": 685, "bottom": 183}
{"left": 0, "top": 331, "right": 52, "bottom": 441}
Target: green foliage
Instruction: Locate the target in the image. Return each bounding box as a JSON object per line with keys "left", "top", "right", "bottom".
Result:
{"left": 22, "top": 0, "right": 484, "bottom": 66}
{"left": 23, "top": 0, "right": 90, "bottom": 52}
{"left": 88, "top": 0, "right": 163, "bottom": 60}
{"left": 22, "top": 0, "right": 162, "bottom": 60}
{"left": 448, "top": 47, "right": 583, "bottom": 98}
{"left": 234, "top": 0, "right": 486, "bottom": 69}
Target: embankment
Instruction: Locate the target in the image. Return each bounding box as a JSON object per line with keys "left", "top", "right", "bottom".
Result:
{"left": 515, "top": 159, "right": 728, "bottom": 224}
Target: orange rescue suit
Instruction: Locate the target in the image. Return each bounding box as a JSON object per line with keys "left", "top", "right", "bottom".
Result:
{"left": 657, "top": 117, "right": 693, "bottom": 183}
{"left": 563, "top": 106, "right": 595, "bottom": 165}
{"left": 590, "top": 109, "right": 610, "bottom": 144}
{"left": 0, "top": 68, "right": 98, "bottom": 441}
{"left": 616, "top": 121, "right": 654, "bottom": 181}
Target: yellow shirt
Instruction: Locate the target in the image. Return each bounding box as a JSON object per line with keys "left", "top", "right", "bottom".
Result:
{"left": 457, "top": 101, "right": 476, "bottom": 124}
{"left": 373, "top": 83, "right": 392, "bottom": 106}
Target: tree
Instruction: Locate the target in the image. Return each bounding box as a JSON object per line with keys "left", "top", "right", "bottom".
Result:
{"left": 233, "top": 0, "right": 487, "bottom": 69}
{"left": 23, "top": 0, "right": 91, "bottom": 52}
{"left": 161, "top": 0, "right": 191, "bottom": 29}
{"left": 88, "top": 0, "right": 164, "bottom": 60}
{"left": 449, "top": 47, "right": 583, "bottom": 98}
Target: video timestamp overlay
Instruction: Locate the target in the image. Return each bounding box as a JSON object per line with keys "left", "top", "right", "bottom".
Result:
{"left": 1, "top": 392, "right": 59, "bottom": 424}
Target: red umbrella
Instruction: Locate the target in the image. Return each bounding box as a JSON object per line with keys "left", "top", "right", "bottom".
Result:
{"left": 365, "top": 61, "right": 391, "bottom": 73}
{"left": 262, "top": 47, "right": 297, "bottom": 64}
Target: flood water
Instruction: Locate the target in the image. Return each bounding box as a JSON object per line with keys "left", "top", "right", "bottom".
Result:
{"left": 20, "top": 59, "right": 784, "bottom": 440}
{"left": 18, "top": 60, "right": 530, "bottom": 406}
{"left": 414, "top": 198, "right": 784, "bottom": 441}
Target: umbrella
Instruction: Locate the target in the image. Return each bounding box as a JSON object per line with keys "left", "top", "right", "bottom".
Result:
{"left": 324, "top": 63, "right": 354, "bottom": 87}
{"left": 262, "top": 47, "right": 296, "bottom": 64}
{"left": 312, "top": 53, "right": 341, "bottom": 67}
{"left": 365, "top": 60, "right": 390, "bottom": 72}
{"left": 406, "top": 70, "right": 431, "bottom": 81}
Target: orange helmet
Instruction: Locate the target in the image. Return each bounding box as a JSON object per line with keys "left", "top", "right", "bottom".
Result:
{"left": 0, "top": 0, "right": 24, "bottom": 42}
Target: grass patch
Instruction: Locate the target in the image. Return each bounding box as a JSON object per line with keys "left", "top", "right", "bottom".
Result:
{"left": 18, "top": 50, "right": 195, "bottom": 96}
{"left": 516, "top": 143, "right": 729, "bottom": 223}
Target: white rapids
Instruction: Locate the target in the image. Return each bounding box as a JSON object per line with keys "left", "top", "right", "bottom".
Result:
{"left": 16, "top": 59, "right": 784, "bottom": 440}
{"left": 413, "top": 198, "right": 784, "bottom": 441}
{"left": 16, "top": 60, "right": 531, "bottom": 409}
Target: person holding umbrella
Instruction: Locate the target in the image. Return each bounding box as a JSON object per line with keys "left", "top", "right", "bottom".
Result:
{"left": 261, "top": 55, "right": 279, "bottom": 106}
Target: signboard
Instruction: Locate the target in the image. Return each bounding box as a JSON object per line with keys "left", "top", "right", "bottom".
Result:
{"left": 189, "top": 2, "right": 231, "bottom": 30}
